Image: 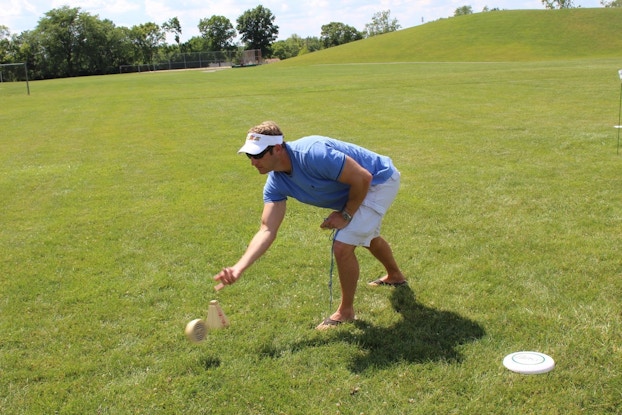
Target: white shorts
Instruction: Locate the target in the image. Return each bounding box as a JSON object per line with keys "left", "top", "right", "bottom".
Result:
{"left": 335, "top": 170, "right": 401, "bottom": 247}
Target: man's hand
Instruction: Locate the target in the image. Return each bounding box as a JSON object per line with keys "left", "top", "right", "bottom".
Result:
{"left": 213, "top": 267, "right": 240, "bottom": 291}
{"left": 320, "top": 211, "right": 349, "bottom": 230}
{"left": 212, "top": 201, "right": 286, "bottom": 291}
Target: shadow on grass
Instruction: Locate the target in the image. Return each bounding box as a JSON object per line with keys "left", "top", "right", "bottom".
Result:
{"left": 259, "top": 286, "right": 486, "bottom": 373}
{"left": 199, "top": 356, "right": 222, "bottom": 370}
{"left": 344, "top": 286, "right": 485, "bottom": 372}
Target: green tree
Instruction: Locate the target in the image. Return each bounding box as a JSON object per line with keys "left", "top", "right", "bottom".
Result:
{"left": 364, "top": 10, "right": 401, "bottom": 38}
{"left": 198, "top": 15, "right": 236, "bottom": 51}
{"left": 601, "top": 0, "right": 622, "bottom": 6}
{"left": 236, "top": 5, "right": 279, "bottom": 56}
{"left": 162, "top": 17, "right": 182, "bottom": 49}
{"left": 320, "top": 22, "right": 362, "bottom": 48}
{"left": 184, "top": 36, "right": 210, "bottom": 53}
{"left": 129, "top": 22, "right": 165, "bottom": 65}
{"left": 6, "top": 30, "right": 40, "bottom": 78}
{"left": 25, "top": 6, "right": 134, "bottom": 78}
{"left": 74, "top": 14, "right": 103, "bottom": 74}
{"left": 541, "top": 0, "right": 575, "bottom": 8}
{"left": 75, "top": 14, "right": 134, "bottom": 75}
{"left": 299, "top": 36, "right": 321, "bottom": 57}
{"left": 35, "top": 6, "right": 82, "bottom": 77}
{"left": 271, "top": 39, "right": 298, "bottom": 60}
{"left": 271, "top": 34, "right": 311, "bottom": 59}
{"left": 0, "top": 25, "right": 10, "bottom": 62}
{"left": 303, "top": 36, "right": 322, "bottom": 53}
{"left": 454, "top": 6, "right": 474, "bottom": 16}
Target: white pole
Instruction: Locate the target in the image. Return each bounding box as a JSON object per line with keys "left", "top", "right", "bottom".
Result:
{"left": 617, "top": 70, "right": 622, "bottom": 155}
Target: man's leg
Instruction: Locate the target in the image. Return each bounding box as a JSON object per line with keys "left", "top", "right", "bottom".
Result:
{"left": 366, "top": 236, "right": 406, "bottom": 284}
{"left": 325, "top": 240, "right": 358, "bottom": 323}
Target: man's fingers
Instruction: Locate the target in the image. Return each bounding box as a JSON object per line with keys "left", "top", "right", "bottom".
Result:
{"left": 321, "top": 217, "right": 331, "bottom": 229}
{"left": 214, "top": 268, "right": 233, "bottom": 290}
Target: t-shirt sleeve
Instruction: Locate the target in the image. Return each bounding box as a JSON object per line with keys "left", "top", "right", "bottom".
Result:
{"left": 263, "top": 174, "right": 286, "bottom": 204}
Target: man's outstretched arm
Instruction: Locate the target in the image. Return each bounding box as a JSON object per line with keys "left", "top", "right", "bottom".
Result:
{"left": 214, "top": 200, "right": 286, "bottom": 290}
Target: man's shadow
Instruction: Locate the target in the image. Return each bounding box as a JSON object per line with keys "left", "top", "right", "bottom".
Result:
{"left": 258, "top": 286, "right": 486, "bottom": 373}
{"left": 341, "top": 286, "right": 486, "bottom": 372}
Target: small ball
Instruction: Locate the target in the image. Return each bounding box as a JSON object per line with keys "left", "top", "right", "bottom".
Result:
{"left": 185, "top": 319, "right": 207, "bottom": 343}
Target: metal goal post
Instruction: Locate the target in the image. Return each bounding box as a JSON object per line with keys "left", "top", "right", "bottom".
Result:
{"left": 0, "top": 62, "right": 30, "bottom": 95}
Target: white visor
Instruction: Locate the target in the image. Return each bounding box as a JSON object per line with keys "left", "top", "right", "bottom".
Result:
{"left": 237, "top": 133, "right": 284, "bottom": 155}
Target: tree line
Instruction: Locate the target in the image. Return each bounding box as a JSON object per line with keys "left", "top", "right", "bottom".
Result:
{"left": 4, "top": 2, "right": 618, "bottom": 80}
{"left": 0, "top": 6, "right": 401, "bottom": 80}
{"left": 543, "top": 0, "right": 622, "bottom": 7}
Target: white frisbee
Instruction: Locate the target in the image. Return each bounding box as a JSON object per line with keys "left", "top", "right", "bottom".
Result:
{"left": 503, "top": 351, "right": 555, "bottom": 374}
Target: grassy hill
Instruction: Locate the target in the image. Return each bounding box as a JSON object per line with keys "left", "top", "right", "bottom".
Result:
{"left": 282, "top": 8, "right": 622, "bottom": 65}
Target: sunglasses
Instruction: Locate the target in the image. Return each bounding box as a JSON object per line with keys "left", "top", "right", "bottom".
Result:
{"left": 246, "top": 146, "right": 274, "bottom": 160}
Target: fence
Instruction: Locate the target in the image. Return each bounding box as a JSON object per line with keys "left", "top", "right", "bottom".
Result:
{"left": 119, "top": 49, "right": 262, "bottom": 74}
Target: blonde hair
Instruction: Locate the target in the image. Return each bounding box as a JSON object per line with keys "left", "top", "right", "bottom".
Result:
{"left": 248, "top": 121, "right": 283, "bottom": 137}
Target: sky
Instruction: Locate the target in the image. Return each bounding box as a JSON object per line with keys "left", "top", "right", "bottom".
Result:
{"left": 1, "top": 0, "right": 604, "bottom": 42}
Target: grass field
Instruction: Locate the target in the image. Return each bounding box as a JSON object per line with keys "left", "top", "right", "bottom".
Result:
{"left": 2, "top": 9, "right": 622, "bottom": 415}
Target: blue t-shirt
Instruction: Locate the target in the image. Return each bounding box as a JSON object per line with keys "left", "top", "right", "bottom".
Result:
{"left": 263, "top": 136, "right": 395, "bottom": 210}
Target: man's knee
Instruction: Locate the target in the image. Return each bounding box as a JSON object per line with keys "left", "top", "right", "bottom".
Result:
{"left": 332, "top": 240, "right": 356, "bottom": 260}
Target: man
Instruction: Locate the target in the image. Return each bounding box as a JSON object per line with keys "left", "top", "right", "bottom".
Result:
{"left": 214, "top": 121, "right": 407, "bottom": 330}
